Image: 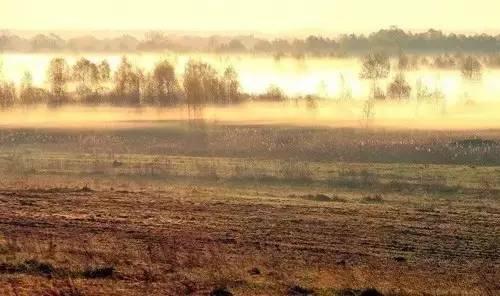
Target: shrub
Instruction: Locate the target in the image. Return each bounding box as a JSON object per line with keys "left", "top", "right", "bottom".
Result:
{"left": 258, "top": 85, "right": 287, "bottom": 102}
{"left": 387, "top": 73, "right": 411, "bottom": 100}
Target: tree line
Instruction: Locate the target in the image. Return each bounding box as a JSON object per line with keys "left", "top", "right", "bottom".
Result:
{"left": 2, "top": 27, "right": 500, "bottom": 56}
{"left": 0, "top": 57, "right": 291, "bottom": 108}
{"left": 0, "top": 53, "right": 485, "bottom": 108}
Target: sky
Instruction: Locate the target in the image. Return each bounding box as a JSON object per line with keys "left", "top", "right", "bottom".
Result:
{"left": 2, "top": 0, "right": 499, "bottom": 35}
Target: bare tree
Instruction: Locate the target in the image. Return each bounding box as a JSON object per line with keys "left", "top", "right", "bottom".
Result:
{"left": 358, "top": 52, "right": 389, "bottom": 125}
{"left": 222, "top": 66, "right": 241, "bottom": 104}
{"left": 98, "top": 60, "right": 111, "bottom": 82}
{"left": 152, "top": 60, "right": 180, "bottom": 105}
{"left": 46, "top": 57, "right": 70, "bottom": 104}
{"left": 73, "top": 58, "right": 99, "bottom": 83}
{"left": 360, "top": 52, "right": 390, "bottom": 99}
{"left": 72, "top": 58, "right": 100, "bottom": 102}
{"left": 183, "top": 60, "right": 223, "bottom": 106}
{"left": 360, "top": 52, "right": 391, "bottom": 81}
{"left": 113, "top": 57, "right": 141, "bottom": 105}
{"left": 461, "top": 56, "right": 482, "bottom": 80}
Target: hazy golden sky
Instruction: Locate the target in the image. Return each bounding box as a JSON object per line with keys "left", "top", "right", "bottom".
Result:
{"left": 2, "top": 0, "right": 499, "bottom": 34}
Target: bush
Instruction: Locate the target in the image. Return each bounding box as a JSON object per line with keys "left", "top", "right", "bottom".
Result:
{"left": 387, "top": 73, "right": 411, "bottom": 100}
{"left": 257, "top": 85, "right": 287, "bottom": 102}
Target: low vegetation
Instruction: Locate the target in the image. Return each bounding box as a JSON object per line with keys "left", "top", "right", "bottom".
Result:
{"left": 0, "top": 122, "right": 498, "bottom": 295}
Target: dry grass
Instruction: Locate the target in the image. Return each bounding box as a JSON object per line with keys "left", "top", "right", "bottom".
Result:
{"left": 0, "top": 183, "right": 497, "bottom": 295}
{"left": 0, "top": 123, "right": 499, "bottom": 295}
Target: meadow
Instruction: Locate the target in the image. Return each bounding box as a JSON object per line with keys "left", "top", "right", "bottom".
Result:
{"left": 0, "top": 119, "right": 498, "bottom": 295}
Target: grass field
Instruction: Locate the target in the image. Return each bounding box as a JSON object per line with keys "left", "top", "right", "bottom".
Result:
{"left": 0, "top": 122, "right": 499, "bottom": 295}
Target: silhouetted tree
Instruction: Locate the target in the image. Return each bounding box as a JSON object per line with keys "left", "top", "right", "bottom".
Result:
{"left": 152, "top": 60, "right": 180, "bottom": 105}
{"left": 461, "top": 56, "right": 482, "bottom": 80}
{"left": 46, "top": 57, "right": 70, "bottom": 104}
{"left": 387, "top": 73, "right": 412, "bottom": 100}
{"left": 98, "top": 60, "right": 111, "bottom": 82}
{"left": 360, "top": 52, "right": 390, "bottom": 99}
{"left": 183, "top": 60, "right": 223, "bottom": 106}
{"left": 72, "top": 58, "right": 100, "bottom": 102}
{"left": 360, "top": 52, "right": 391, "bottom": 80}
{"left": 222, "top": 66, "right": 241, "bottom": 104}
{"left": 73, "top": 58, "right": 99, "bottom": 83}
{"left": 113, "top": 57, "right": 141, "bottom": 105}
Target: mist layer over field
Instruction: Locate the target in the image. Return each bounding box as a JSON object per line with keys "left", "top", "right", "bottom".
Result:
{"left": 2, "top": 53, "right": 500, "bottom": 102}
{"left": 1, "top": 53, "right": 500, "bottom": 130}
{"left": 0, "top": 101, "right": 499, "bottom": 130}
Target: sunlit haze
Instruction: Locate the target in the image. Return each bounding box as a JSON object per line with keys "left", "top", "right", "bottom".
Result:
{"left": 1, "top": 1, "right": 500, "bottom": 295}
{"left": 3, "top": 0, "right": 499, "bottom": 35}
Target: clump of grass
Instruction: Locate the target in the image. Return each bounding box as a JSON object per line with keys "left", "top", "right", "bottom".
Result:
{"left": 361, "top": 194, "right": 384, "bottom": 203}
{"left": 0, "top": 259, "right": 55, "bottom": 276}
{"left": 79, "top": 185, "right": 93, "bottom": 192}
{"left": 81, "top": 266, "right": 114, "bottom": 279}
{"left": 300, "top": 194, "right": 345, "bottom": 202}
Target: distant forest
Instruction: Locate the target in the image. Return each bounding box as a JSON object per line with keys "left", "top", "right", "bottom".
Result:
{"left": 1, "top": 27, "right": 500, "bottom": 55}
